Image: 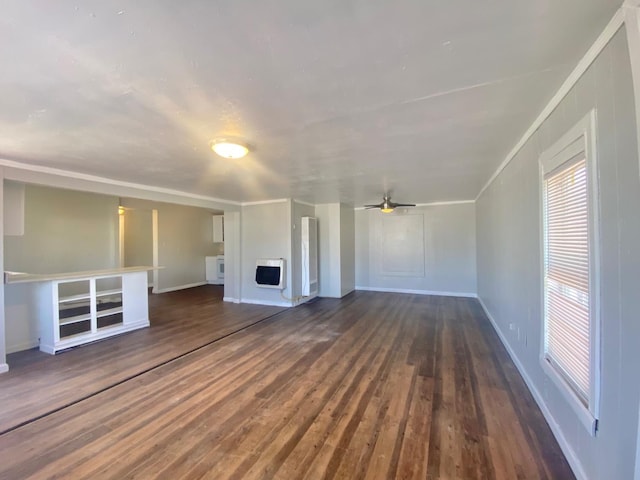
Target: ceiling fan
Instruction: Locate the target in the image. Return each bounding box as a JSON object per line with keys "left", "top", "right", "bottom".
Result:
{"left": 364, "top": 195, "right": 416, "bottom": 213}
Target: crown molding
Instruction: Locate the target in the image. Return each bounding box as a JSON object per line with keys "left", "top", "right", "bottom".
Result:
{"left": 292, "top": 199, "right": 316, "bottom": 207}
{"left": 241, "top": 198, "right": 289, "bottom": 206}
{"left": 0, "top": 158, "right": 241, "bottom": 207}
{"left": 415, "top": 199, "right": 475, "bottom": 207}
{"left": 623, "top": 4, "right": 640, "bottom": 185}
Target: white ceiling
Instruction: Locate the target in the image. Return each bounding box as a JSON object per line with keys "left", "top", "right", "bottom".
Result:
{"left": 0, "top": 1, "right": 622, "bottom": 206}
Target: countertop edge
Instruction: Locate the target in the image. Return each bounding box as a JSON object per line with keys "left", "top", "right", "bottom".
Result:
{"left": 5, "top": 266, "right": 163, "bottom": 284}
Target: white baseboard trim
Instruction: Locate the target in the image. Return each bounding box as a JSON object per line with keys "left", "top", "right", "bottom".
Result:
{"left": 292, "top": 294, "right": 318, "bottom": 306}
{"left": 340, "top": 288, "right": 356, "bottom": 298}
{"left": 477, "top": 297, "right": 587, "bottom": 480}
{"left": 154, "top": 281, "right": 207, "bottom": 294}
{"left": 7, "top": 340, "right": 39, "bottom": 354}
{"left": 355, "top": 286, "right": 477, "bottom": 298}
{"left": 240, "top": 298, "right": 292, "bottom": 308}
{"left": 223, "top": 296, "right": 240, "bottom": 304}
{"left": 0, "top": 363, "right": 9, "bottom": 374}
{"left": 39, "top": 344, "right": 56, "bottom": 355}
{"left": 318, "top": 289, "right": 354, "bottom": 299}
{"left": 40, "top": 319, "right": 150, "bottom": 355}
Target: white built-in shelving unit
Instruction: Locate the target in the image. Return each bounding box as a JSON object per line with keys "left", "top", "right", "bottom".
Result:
{"left": 5, "top": 266, "right": 155, "bottom": 354}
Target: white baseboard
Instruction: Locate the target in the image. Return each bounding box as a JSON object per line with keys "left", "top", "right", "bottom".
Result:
{"left": 223, "top": 296, "right": 240, "bottom": 303}
{"left": 39, "top": 343, "right": 56, "bottom": 355}
{"left": 7, "top": 340, "right": 39, "bottom": 354}
{"left": 318, "top": 290, "right": 353, "bottom": 299}
{"left": 355, "top": 286, "right": 477, "bottom": 298}
{"left": 154, "top": 281, "right": 207, "bottom": 294}
{"left": 340, "top": 287, "right": 356, "bottom": 298}
{"left": 476, "top": 297, "right": 587, "bottom": 480}
{"left": 40, "top": 319, "right": 150, "bottom": 355}
{"left": 0, "top": 363, "right": 9, "bottom": 374}
{"left": 292, "top": 294, "right": 318, "bottom": 306}
{"left": 240, "top": 298, "right": 292, "bottom": 308}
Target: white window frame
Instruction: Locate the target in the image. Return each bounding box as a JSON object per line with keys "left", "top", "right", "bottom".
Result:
{"left": 539, "top": 109, "right": 600, "bottom": 436}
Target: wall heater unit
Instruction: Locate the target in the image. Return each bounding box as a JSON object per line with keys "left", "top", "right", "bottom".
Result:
{"left": 255, "top": 258, "right": 285, "bottom": 289}
{"left": 301, "top": 216, "right": 318, "bottom": 296}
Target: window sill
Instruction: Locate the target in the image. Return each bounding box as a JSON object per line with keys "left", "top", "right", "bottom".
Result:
{"left": 540, "top": 357, "right": 598, "bottom": 436}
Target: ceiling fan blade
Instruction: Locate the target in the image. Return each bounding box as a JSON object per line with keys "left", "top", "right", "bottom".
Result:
{"left": 363, "top": 196, "right": 415, "bottom": 210}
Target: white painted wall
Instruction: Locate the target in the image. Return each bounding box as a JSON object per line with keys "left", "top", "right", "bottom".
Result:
{"left": 339, "top": 204, "right": 355, "bottom": 297}
{"left": 355, "top": 207, "right": 370, "bottom": 290}
{"left": 0, "top": 172, "right": 7, "bottom": 372}
{"left": 1, "top": 184, "right": 226, "bottom": 354}
{"left": 3, "top": 181, "right": 24, "bottom": 236}
{"left": 123, "top": 208, "right": 154, "bottom": 285}
{"left": 154, "top": 204, "right": 214, "bottom": 292}
{"left": 355, "top": 203, "right": 477, "bottom": 296}
{"left": 223, "top": 211, "right": 241, "bottom": 303}
{"left": 316, "top": 204, "right": 340, "bottom": 298}
{"left": 240, "top": 201, "right": 292, "bottom": 306}
{"left": 0, "top": 167, "right": 236, "bottom": 369}
{"left": 291, "top": 201, "right": 316, "bottom": 301}
{"left": 315, "top": 203, "right": 355, "bottom": 298}
{"left": 121, "top": 198, "right": 220, "bottom": 293}
{"left": 2, "top": 164, "right": 237, "bottom": 213}
{"left": 238, "top": 200, "right": 324, "bottom": 306}
{"left": 476, "top": 29, "right": 640, "bottom": 480}
{"left": 5, "top": 185, "right": 120, "bottom": 274}
{"left": 3, "top": 184, "right": 120, "bottom": 353}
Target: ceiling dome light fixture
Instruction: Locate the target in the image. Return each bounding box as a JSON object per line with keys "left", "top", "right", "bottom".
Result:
{"left": 210, "top": 139, "right": 249, "bottom": 159}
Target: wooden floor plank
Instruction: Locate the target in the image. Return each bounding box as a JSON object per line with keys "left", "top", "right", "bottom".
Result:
{"left": 0, "top": 291, "right": 574, "bottom": 479}
{"left": 0, "top": 285, "right": 285, "bottom": 434}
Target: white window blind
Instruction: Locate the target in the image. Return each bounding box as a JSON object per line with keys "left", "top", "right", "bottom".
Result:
{"left": 539, "top": 110, "right": 599, "bottom": 435}
{"left": 543, "top": 158, "right": 590, "bottom": 405}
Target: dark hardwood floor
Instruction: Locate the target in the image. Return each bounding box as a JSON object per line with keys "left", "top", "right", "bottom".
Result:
{"left": 0, "top": 285, "right": 285, "bottom": 434}
{"left": 0, "top": 288, "right": 574, "bottom": 479}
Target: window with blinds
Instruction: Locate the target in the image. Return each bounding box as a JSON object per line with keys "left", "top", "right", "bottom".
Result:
{"left": 539, "top": 110, "right": 599, "bottom": 435}
{"left": 543, "top": 158, "right": 590, "bottom": 404}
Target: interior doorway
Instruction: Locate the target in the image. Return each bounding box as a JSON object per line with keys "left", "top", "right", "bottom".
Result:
{"left": 119, "top": 207, "right": 155, "bottom": 289}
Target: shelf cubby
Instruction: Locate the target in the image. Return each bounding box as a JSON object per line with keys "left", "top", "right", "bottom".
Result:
{"left": 32, "top": 268, "right": 151, "bottom": 354}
